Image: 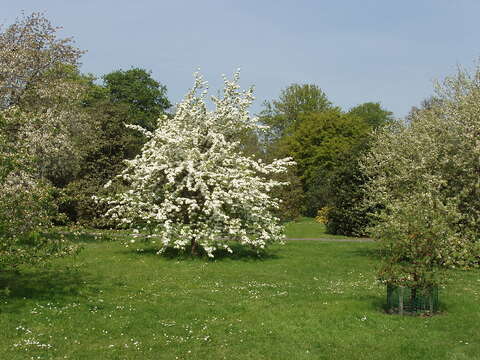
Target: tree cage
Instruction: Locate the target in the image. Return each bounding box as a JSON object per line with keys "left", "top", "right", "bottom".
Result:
{"left": 386, "top": 284, "right": 439, "bottom": 315}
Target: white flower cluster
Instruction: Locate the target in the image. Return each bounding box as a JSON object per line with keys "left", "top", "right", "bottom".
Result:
{"left": 102, "top": 71, "right": 294, "bottom": 257}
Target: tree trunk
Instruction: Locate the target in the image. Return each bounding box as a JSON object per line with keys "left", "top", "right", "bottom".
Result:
{"left": 190, "top": 237, "right": 198, "bottom": 256}
{"left": 399, "top": 287, "right": 404, "bottom": 315}
{"left": 410, "top": 287, "right": 417, "bottom": 311}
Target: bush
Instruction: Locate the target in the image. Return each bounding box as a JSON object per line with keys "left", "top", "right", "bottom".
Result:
{"left": 324, "top": 159, "right": 371, "bottom": 236}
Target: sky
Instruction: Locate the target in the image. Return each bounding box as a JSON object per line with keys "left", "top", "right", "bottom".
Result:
{"left": 2, "top": 0, "right": 479, "bottom": 119}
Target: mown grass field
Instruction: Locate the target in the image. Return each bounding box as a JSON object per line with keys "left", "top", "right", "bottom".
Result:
{"left": 283, "top": 217, "right": 361, "bottom": 239}
{"left": 0, "top": 224, "right": 479, "bottom": 359}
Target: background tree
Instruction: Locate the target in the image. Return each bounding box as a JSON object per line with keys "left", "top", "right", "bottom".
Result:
{"left": 405, "top": 96, "right": 444, "bottom": 124}
{"left": 59, "top": 68, "right": 172, "bottom": 226}
{"left": 277, "top": 109, "right": 371, "bottom": 216}
{"left": 258, "top": 84, "right": 394, "bottom": 229}
{"left": 0, "top": 12, "right": 83, "bottom": 109}
{"left": 102, "top": 68, "right": 171, "bottom": 131}
{"left": 18, "top": 64, "right": 98, "bottom": 187}
{"left": 324, "top": 102, "right": 394, "bottom": 235}
{"left": 259, "top": 83, "right": 333, "bottom": 142}
{"left": 0, "top": 13, "right": 98, "bottom": 226}
{"left": 258, "top": 83, "right": 334, "bottom": 219}
{"left": 347, "top": 102, "right": 394, "bottom": 129}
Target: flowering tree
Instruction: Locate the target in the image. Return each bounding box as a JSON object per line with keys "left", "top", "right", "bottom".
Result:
{"left": 362, "top": 64, "right": 480, "bottom": 287}
{"left": 19, "top": 68, "right": 97, "bottom": 186}
{"left": 0, "top": 13, "right": 84, "bottom": 269}
{"left": 0, "top": 12, "right": 83, "bottom": 109}
{"left": 102, "top": 72, "right": 294, "bottom": 257}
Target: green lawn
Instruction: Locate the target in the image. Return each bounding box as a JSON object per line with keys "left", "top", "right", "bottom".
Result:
{"left": 284, "top": 217, "right": 361, "bottom": 239}
{"left": 0, "top": 233, "right": 479, "bottom": 359}
{"left": 60, "top": 217, "right": 359, "bottom": 240}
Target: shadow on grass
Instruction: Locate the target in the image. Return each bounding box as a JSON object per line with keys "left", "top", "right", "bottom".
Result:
{"left": 128, "top": 242, "right": 281, "bottom": 262}
{"left": 348, "top": 247, "right": 383, "bottom": 260}
{"left": 354, "top": 288, "right": 449, "bottom": 316}
{"left": 0, "top": 266, "right": 95, "bottom": 313}
{"left": 367, "top": 294, "right": 388, "bottom": 313}
{"left": 43, "top": 231, "right": 118, "bottom": 244}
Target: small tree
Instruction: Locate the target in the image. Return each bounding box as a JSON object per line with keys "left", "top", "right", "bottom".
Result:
{"left": 101, "top": 72, "right": 294, "bottom": 257}
{"left": 370, "top": 193, "right": 463, "bottom": 314}
{"left": 362, "top": 63, "right": 480, "bottom": 312}
{"left": 373, "top": 193, "right": 461, "bottom": 287}
{"left": 363, "top": 64, "right": 480, "bottom": 267}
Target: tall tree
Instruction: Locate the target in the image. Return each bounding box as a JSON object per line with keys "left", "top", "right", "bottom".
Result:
{"left": 278, "top": 109, "right": 370, "bottom": 216}
{"left": 324, "top": 102, "right": 394, "bottom": 235}
{"left": 103, "top": 68, "right": 171, "bottom": 131}
{"left": 0, "top": 12, "right": 83, "bottom": 109}
{"left": 259, "top": 83, "right": 333, "bottom": 141}
{"left": 348, "top": 102, "right": 394, "bottom": 129}
{"left": 60, "top": 68, "right": 171, "bottom": 226}
{"left": 257, "top": 83, "right": 333, "bottom": 219}
{"left": 19, "top": 64, "right": 98, "bottom": 187}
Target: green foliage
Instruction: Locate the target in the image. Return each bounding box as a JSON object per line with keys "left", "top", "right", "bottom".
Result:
{"left": 102, "top": 68, "right": 171, "bottom": 131}
{"left": 58, "top": 178, "right": 119, "bottom": 228}
{"left": 58, "top": 68, "right": 171, "bottom": 226}
{"left": 259, "top": 84, "right": 394, "bottom": 229}
{"left": 269, "top": 165, "right": 304, "bottom": 222}
{"left": 278, "top": 109, "right": 370, "bottom": 216}
{"left": 372, "top": 194, "right": 471, "bottom": 288}
{"left": 324, "top": 162, "right": 372, "bottom": 236}
{"left": 324, "top": 103, "right": 393, "bottom": 235}
{"left": 347, "top": 102, "right": 394, "bottom": 129}
{"left": 259, "top": 83, "right": 333, "bottom": 141}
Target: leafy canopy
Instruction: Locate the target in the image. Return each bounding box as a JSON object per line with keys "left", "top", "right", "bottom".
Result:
{"left": 102, "top": 68, "right": 171, "bottom": 131}
{"left": 260, "top": 83, "right": 333, "bottom": 140}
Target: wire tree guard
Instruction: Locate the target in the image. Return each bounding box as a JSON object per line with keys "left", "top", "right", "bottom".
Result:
{"left": 386, "top": 285, "right": 439, "bottom": 315}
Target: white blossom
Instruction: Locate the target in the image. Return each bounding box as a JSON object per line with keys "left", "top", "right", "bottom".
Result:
{"left": 101, "top": 71, "right": 294, "bottom": 256}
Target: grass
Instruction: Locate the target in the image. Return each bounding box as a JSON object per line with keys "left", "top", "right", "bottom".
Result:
{"left": 283, "top": 217, "right": 361, "bottom": 239}
{"left": 60, "top": 217, "right": 361, "bottom": 240}
{"left": 0, "top": 233, "right": 479, "bottom": 359}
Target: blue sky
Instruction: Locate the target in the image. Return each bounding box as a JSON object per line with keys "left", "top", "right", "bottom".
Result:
{"left": 2, "top": 0, "right": 479, "bottom": 118}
